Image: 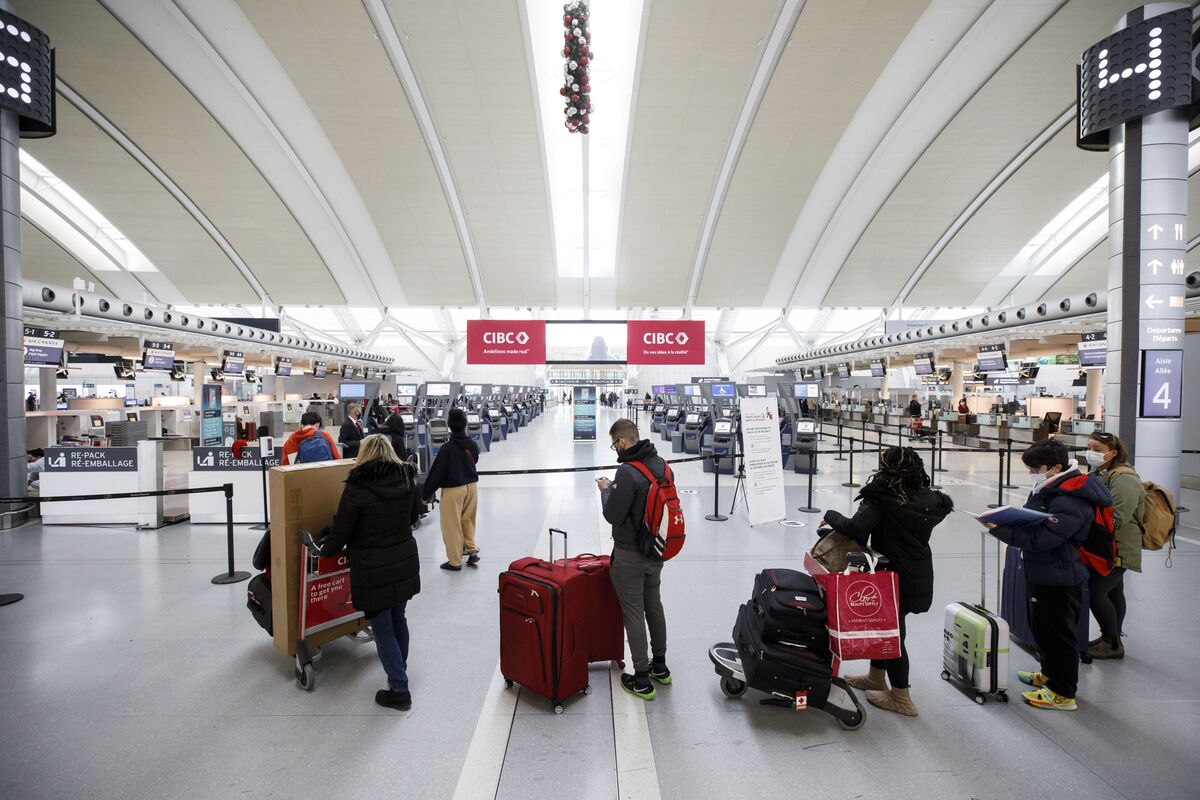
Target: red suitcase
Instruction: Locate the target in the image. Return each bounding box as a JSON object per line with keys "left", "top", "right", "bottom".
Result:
{"left": 500, "top": 528, "right": 624, "bottom": 713}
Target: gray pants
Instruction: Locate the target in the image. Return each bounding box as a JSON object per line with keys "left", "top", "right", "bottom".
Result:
{"left": 610, "top": 547, "right": 667, "bottom": 673}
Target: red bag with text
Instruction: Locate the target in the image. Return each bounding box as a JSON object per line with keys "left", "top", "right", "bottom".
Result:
{"left": 820, "top": 557, "right": 902, "bottom": 663}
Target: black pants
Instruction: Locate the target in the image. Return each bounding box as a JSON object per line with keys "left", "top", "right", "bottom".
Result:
{"left": 871, "top": 613, "right": 909, "bottom": 689}
{"left": 1029, "top": 582, "right": 1084, "bottom": 698}
{"left": 1089, "top": 567, "right": 1127, "bottom": 641}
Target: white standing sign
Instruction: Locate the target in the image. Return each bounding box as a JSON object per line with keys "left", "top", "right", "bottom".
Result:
{"left": 738, "top": 397, "right": 787, "bottom": 526}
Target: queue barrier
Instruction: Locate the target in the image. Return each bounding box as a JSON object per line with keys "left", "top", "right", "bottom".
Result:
{"left": 0, "top": 484, "right": 249, "bottom": 586}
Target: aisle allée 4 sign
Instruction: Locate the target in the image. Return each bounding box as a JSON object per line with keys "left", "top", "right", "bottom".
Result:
{"left": 627, "top": 320, "right": 705, "bottom": 365}
{"left": 467, "top": 320, "right": 546, "bottom": 364}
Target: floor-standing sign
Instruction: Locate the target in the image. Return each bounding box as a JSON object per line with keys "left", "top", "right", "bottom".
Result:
{"left": 573, "top": 386, "right": 596, "bottom": 441}
{"left": 738, "top": 397, "right": 786, "bottom": 526}
{"left": 200, "top": 383, "right": 223, "bottom": 447}
{"left": 1078, "top": 4, "right": 1190, "bottom": 498}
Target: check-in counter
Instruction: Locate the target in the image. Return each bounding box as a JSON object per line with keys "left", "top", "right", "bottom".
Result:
{"left": 187, "top": 444, "right": 281, "bottom": 523}
{"left": 973, "top": 414, "right": 1006, "bottom": 449}
{"left": 1025, "top": 396, "right": 1075, "bottom": 423}
{"left": 39, "top": 440, "right": 169, "bottom": 527}
{"left": 1005, "top": 415, "right": 1051, "bottom": 446}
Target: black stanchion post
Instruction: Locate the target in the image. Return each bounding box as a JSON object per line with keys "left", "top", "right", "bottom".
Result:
{"left": 842, "top": 436, "right": 860, "bottom": 488}
{"left": 705, "top": 453, "right": 728, "bottom": 522}
{"left": 798, "top": 450, "right": 820, "bottom": 514}
{"left": 936, "top": 429, "right": 948, "bottom": 473}
{"left": 988, "top": 449, "right": 1006, "bottom": 509}
{"left": 250, "top": 458, "right": 269, "bottom": 531}
{"left": 929, "top": 432, "right": 941, "bottom": 490}
{"left": 1003, "top": 437, "right": 1019, "bottom": 489}
{"left": 212, "top": 483, "right": 251, "bottom": 585}
{"left": 836, "top": 422, "right": 846, "bottom": 461}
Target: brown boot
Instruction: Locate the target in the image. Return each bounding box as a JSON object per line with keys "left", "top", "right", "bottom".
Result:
{"left": 845, "top": 667, "right": 888, "bottom": 691}
{"left": 865, "top": 687, "right": 918, "bottom": 716}
{"left": 1086, "top": 638, "right": 1125, "bottom": 660}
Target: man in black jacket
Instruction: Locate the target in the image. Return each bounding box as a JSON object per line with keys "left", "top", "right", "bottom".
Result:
{"left": 423, "top": 408, "right": 480, "bottom": 572}
{"left": 597, "top": 418, "right": 670, "bottom": 700}
{"left": 339, "top": 403, "right": 364, "bottom": 457}
{"left": 985, "top": 439, "right": 1110, "bottom": 711}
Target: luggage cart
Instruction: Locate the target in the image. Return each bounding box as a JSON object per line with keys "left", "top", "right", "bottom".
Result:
{"left": 292, "top": 530, "right": 371, "bottom": 690}
{"left": 707, "top": 644, "right": 867, "bottom": 730}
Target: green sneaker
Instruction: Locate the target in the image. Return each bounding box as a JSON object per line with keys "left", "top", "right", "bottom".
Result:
{"left": 1017, "top": 671, "right": 1048, "bottom": 688}
{"left": 620, "top": 673, "right": 656, "bottom": 700}
{"left": 649, "top": 663, "right": 672, "bottom": 685}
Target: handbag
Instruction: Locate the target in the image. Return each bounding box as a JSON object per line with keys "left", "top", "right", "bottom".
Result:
{"left": 819, "top": 553, "right": 902, "bottom": 664}
{"left": 809, "top": 528, "right": 878, "bottom": 574}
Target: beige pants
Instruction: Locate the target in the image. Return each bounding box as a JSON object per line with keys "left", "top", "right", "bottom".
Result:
{"left": 439, "top": 483, "right": 478, "bottom": 567}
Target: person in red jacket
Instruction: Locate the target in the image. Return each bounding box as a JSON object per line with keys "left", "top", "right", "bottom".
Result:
{"left": 282, "top": 412, "right": 341, "bottom": 464}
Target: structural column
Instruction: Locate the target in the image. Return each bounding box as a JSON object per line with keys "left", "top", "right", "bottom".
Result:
{"left": 1, "top": 106, "right": 25, "bottom": 526}
{"left": 1085, "top": 368, "right": 1104, "bottom": 419}
{"left": 949, "top": 362, "right": 966, "bottom": 405}
{"left": 1103, "top": 4, "right": 1189, "bottom": 499}
{"left": 37, "top": 368, "right": 55, "bottom": 411}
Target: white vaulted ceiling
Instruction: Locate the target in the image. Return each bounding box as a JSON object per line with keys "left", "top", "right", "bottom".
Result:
{"left": 10, "top": 0, "right": 1187, "bottom": 338}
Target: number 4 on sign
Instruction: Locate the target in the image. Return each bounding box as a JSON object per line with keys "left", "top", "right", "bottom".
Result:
{"left": 1152, "top": 383, "right": 1171, "bottom": 411}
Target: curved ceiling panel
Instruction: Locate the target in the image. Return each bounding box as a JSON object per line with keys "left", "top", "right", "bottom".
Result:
{"left": 237, "top": 0, "right": 477, "bottom": 306}
{"left": 13, "top": 0, "right": 340, "bottom": 306}
{"left": 828, "top": 0, "right": 1137, "bottom": 308}
{"left": 907, "top": 124, "right": 1098, "bottom": 306}
{"left": 616, "top": 0, "right": 777, "bottom": 307}
{"left": 21, "top": 102, "right": 257, "bottom": 303}
{"left": 19, "top": 220, "right": 115, "bottom": 297}
{"left": 381, "top": 0, "right": 556, "bottom": 307}
{"left": 698, "top": 0, "right": 928, "bottom": 307}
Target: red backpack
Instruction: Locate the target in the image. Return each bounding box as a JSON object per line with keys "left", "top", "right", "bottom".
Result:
{"left": 1077, "top": 503, "right": 1117, "bottom": 576}
{"left": 627, "top": 460, "right": 686, "bottom": 561}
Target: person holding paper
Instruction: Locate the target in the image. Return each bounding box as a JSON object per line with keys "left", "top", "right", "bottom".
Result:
{"left": 822, "top": 447, "right": 954, "bottom": 717}
{"left": 982, "top": 439, "right": 1111, "bottom": 712}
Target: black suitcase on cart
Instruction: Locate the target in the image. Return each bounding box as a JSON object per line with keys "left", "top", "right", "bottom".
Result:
{"left": 750, "top": 568, "right": 829, "bottom": 648}
{"left": 734, "top": 603, "right": 833, "bottom": 709}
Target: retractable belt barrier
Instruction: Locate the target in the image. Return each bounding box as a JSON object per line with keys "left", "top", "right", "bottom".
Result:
{"left": 0, "top": 484, "right": 250, "bottom": 587}
{"left": 476, "top": 454, "right": 709, "bottom": 476}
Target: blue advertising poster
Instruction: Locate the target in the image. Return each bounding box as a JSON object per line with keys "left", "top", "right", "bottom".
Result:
{"left": 200, "top": 383, "right": 223, "bottom": 446}
{"left": 572, "top": 385, "right": 596, "bottom": 441}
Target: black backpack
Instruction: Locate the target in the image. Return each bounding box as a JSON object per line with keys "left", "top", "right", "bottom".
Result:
{"left": 246, "top": 573, "right": 272, "bottom": 635}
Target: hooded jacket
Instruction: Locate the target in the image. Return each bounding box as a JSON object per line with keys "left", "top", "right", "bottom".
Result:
{"left": 282, "top": 426, "right": 340, "bottom": 464}
{"left": 422, "top": 433, "right": 479, "bottom": 500}
{"left": 319, "top": 460, "right": 421, "bottom": 615}
{"left": 1100, "top": 464, "right": 1145, "bottom": 573}
{"left": 823, "top": 483, "right": 954, "bottom": 614}
{"left": 377, "top": 414, "right": 412, "bottom": 462}
{"left": 989, "top": 466, "right": 1112, "bottom": 586}
{"left": 601, "top": 439, "right": 666, "bottom": 554}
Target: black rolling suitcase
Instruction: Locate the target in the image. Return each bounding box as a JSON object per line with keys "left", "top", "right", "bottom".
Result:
{"left": 734, "top": 603, "right": 833, "bottom": 709}
{"left": 1000, "top": 546, "right": 1091, "bottom": 659}
{"left": 750, "top": 568, "right": 829, "bottom": 650}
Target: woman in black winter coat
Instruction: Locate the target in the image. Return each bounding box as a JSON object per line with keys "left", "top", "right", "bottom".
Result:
{"left": 822, "top": 446, "right": 953, "bottom": 717}
{"left": 377, "top": 413, "right": 413, "bottom": 462}
{"left": 319, "top": 434, "right": 422, "bottom": 710}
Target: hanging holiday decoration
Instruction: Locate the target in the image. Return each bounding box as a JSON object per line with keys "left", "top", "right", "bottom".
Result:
{"left": 561, "top": 1, "right": 592, "bottom": 134}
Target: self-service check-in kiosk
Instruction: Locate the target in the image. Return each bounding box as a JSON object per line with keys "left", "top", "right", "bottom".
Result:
{"left": 419, "top": 381, "right": 459, "bottom": 465}
{"left": 465, "top": 411, "right": 485, "bottom": 452}
{"left": 790, "top": 416, "right": 819, "bottom": 474}
{"left": 398, "top": 412, "right": 420, "bottom": 465}
{"left": 461, "top": 383, "right": 492, "bottom": 451}
{"left": 700, "top": 382, "right": 738, "bottom": 473}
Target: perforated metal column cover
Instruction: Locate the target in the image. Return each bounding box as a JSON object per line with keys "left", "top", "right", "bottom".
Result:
{"left": 0, "top": 107, "right": 25, "bottom": 516}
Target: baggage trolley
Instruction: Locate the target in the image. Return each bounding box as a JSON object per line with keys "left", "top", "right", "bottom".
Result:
{"left": 292, "top": 529, "right": 373, "bottom": 691}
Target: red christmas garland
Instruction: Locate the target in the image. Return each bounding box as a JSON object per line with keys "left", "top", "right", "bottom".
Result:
{"left": 560, "top": 1, "right": 592, "bottom": 134}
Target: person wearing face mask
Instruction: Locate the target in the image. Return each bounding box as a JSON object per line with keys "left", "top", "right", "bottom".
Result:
{"left": 983, "top": 439, "right": 1112, "bottom": 711}
{"left": 1083, "top": 432, "right": 1145, "bottom": 659}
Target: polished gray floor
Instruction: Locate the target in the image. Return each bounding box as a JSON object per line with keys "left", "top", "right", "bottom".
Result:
{"left": 1, "top": 404, "right": 1197, "bottom": 799}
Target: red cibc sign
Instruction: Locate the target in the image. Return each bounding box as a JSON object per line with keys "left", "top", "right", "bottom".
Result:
{"left": 466, "top": 320, "right": 547, "bottom": 364}
{"left": 626, "top": 320, "right": 706, "bottom": 365}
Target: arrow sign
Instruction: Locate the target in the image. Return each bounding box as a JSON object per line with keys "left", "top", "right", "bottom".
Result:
{"left": 1145, "top": 295, "right": 1162, "bottom": 310}
{"left": 1147, "top": 259, "right": 1163, "bottom": 274}
{"left": 1147, "top": 223, "right": 1163, "bottom": 239}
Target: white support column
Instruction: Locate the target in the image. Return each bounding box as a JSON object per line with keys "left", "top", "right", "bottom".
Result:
{"left": 1086, "top": 368, "right": 1104, "bottom": 419}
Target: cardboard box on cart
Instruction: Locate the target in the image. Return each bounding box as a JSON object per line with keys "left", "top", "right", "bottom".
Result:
{"left": 268, "top": 459, "right": 368, "bottom": 657}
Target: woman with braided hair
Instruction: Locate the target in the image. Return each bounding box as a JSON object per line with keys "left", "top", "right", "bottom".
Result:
{"left": 821, "top": 446, "right": 954, "bottom": 716}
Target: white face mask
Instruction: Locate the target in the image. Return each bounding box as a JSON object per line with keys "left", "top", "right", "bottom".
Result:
{"left": 1030, "top": 471, "right": 1051, "bottom": 491}
{"left": 1084, "top": 450, "right": 1107, "bottom": 469}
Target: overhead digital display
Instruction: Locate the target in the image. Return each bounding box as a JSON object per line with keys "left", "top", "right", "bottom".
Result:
{"left": 142, "top": 341, "right": 175, "bottom": 371}
{"left": 0, "top": 11, "right": 55, "bottom": 135}
{"left": 339, "top": 382, "right": 366, "bottom": 400}
{"left": 425, "top": 383, "right": 451, "bottom": 397}
{"left": 221, "top": 350, "right": 244, "bottom": 376}
{"left": 747, "top": 384, "right": 767, "bottom": 397}
{"left": 395, "top": 384, "right": 418, "bottom": 396}
{"left": 792, "top": 383, "right": 819, "bottom": 399}
{"left": 463, "top": 384, "right": 482, "bottom": 396}
{"left": 913, "top": 353, "right": 934, "bottom": 376}
{"left": 23, "top": 326, "right": 62, "bottom": 367}
{"left": 977, "top": 344, "right": 1008, "bottom": 373}
{"left": 1077, "top": 7, "right": 1192, "bottom": 148}
{"left": 681, "top": 384, "right": 700, "bottom": 397}
{"left": 710, "top": 383, "right": 735, "bottom": 398}
{"left": 275, "top": 356, "right": 292, "bottom": 377}
{"left": 546, "top": 321, "right": 627, "bottom": 363}
{"left": 312, "top": 361, "right": 327, "bottom": 379}
{"left": 837, "top": 362, "right": 851, "bottom": 379}
{"left": 870, "top": 359, "right": 886, "bottom": 378}
{"left": 1077, "top": 332, "right": 1107, "bottom": 367}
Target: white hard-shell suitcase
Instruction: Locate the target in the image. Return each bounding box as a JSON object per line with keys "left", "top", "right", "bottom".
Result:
{"left": 940, "top": 532, "right": 1010, "bottom": 704}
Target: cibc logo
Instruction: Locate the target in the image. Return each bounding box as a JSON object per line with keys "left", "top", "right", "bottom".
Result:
{"left": 483, "top": 330, "right": 531, "bottom": 345}
{"left": 643, "top": 331, "right": 689, "bottom": 346}
{"left": 846, "top": 581, "right": 882, "bottom": 617}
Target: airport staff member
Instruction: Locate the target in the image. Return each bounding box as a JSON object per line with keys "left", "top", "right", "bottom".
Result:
{"left": 340, "top": 403, "right": 365, "bottom": 457}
